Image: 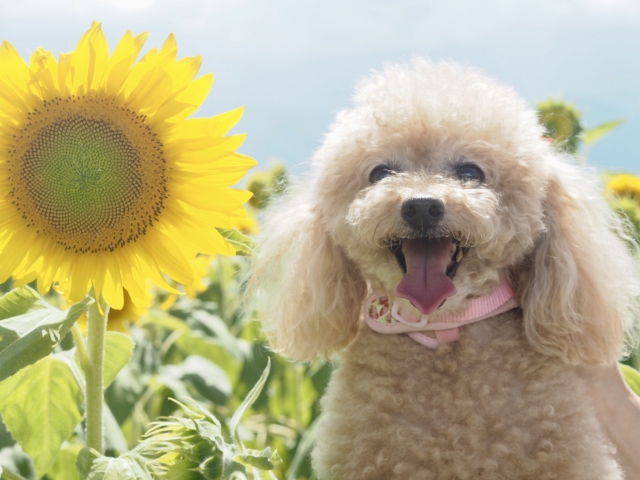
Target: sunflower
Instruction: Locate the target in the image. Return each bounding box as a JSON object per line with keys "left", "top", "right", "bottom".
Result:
{"left": 606, "top": 173, "right": 640, "bottom": 200}
{"left": 0, "top": 22, "right": 255, "bottom": 309}
{"left": 537, "top": 99, "right": 584, "bottom": 154}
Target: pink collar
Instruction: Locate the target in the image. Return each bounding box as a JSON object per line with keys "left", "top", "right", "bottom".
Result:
{"left": 364, "top": 282, "right": 518, "bottom": 348}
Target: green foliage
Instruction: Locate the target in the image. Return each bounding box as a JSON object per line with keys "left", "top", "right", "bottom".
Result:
{"left": 246, "top": 163, "right": 288, "bottom": 210}
{"left": 0, "top": 356, "right": 84, "bottom": 478}
{"left": 77, "top": 362, "right": 280, "bottom": 480}
{"left": 583, "top": 119, "right": 625, "bottom": 146}
{"left": 76, "top": 449, "right": 151, "bottom": 480}
{"left": 92, "top": 253, "right": 326, "bottom": 480}
{"left": 101, "top": 333, "right": 136, "bottom": 389}
{"left": 133, "top": 363, "right": 278, "bottom": 480}
{"left": 0, "top": 287, "right": 92, "bottom": 382}
{"left": 621, "top": 364, "right": 640, "bottom": 396}
{"left": 47, "top": 445, "right": 82, "bottom": 480}
{"left": 217, "top": 229, "right": 255, "bottom": 257}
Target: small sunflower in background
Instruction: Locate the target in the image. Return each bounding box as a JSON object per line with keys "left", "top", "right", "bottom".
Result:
{"left": 538, "top": 99, "right": 584, "bottom": 154}
{"left": 607, "top": 173, "right": 640, "bottom": 200}
{"left": 605, "top": 173, "right": 640, "bottom": 237}
{"left": 239, "top": 162, "right": 288, "bottom": 234}
{"left": 537, "top": 98, "right": 624, "bottom": 156}
{"left": 0, "top": 21, "right": 255, "bottom": 310}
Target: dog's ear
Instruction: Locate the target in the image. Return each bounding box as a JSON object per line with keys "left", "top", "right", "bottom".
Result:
{"left": 516, "top": 159, "right": 639, "bottom": 364}
{"left": 249, "top": 193, "right": 367, "bottom": 361}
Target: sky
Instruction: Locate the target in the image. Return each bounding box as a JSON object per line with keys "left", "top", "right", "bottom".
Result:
{"left": 0, "top": 0, "right": 639, "bottom": 178}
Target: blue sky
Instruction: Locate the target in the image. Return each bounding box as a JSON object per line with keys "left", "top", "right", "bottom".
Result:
{"left": 1, "top": 0, "right": 639, "bottom": 177}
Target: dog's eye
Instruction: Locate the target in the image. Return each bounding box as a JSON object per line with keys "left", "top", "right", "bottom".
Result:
{"left": 456, "top": 163, "right": 485, "bottom": 183}
{"left": 369, "top": 165, "right": 396, "bottom": 184}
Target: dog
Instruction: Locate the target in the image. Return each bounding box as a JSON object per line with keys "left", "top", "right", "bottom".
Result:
{"left": 250, "top": 60, "right": 640, "bottom": 479}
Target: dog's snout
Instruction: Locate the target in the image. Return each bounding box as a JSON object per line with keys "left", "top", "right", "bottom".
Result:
{"left": 401, "top": 198, "right": 445, "bottom": 232}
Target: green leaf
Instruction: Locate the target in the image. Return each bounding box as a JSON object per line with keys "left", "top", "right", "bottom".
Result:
{"left": 104, "top": 332, "right": 135, "bottom": 388}
{"left": 104, "top": 402, "right": 129, "bottom": 455}
{"left": 200, "top": 455, "right": 224, "bottom": 479}
{"left": 217, "top": 229, "right": 255, "bottom": 256}
{"left": 76, "top": 447, "right": 100, "bottom": 479}
{"left": 0, "top": 356, "right": 83, "bottom": 478}
{"left": 173, "top": 333, "right": 242, "bottom": 385}
{"left": 0, "top": 288, "right": 92, "bottom": 383}
{"left": 0, "top": 444, "right": 35, "bottom": 480}
{"left": 583, "top": 119, "right": 625, "bottom": 146}
{"left": 160, "top": 355, "right": 232, "bottom": 405}
{"left": 285, "top": 417, "right": 320, "bottom": 480}
{"left": 189, "top": 311, "right": 245, "bottom": 361}
{"left": 47, "top": 444, "right": 82, "bottom": 480}
{"left": 621, "top": 364, "right": 640, "bottom": 396}
{"left": 77, "top": 448, "right": 151, "bottom": 480}
{"left": 229, "top": 359, "right": 270, "bottom": 447}
{"left": 234, "top": 447, "right": 281, "bottom": 470}
{"left": 75, "top": 332, "right": 134, "bottom": 389}
{"left": 0, "top": 287, "right": 46, "bottom": 319}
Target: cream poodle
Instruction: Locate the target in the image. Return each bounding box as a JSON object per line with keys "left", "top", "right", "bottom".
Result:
{"left": 250, "top": 60, "right": 640, "bottom": 479}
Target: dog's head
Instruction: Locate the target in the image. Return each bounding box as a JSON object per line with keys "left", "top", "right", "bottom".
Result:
{"left": 251, "top": 60, "right": 639, "bottom": 364}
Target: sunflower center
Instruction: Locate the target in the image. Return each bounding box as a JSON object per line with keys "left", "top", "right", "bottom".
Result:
{"left": 24, "top": 116, "right": 142, "bottom": 236}
{"left": 9, "top": 97, "right": 168, "bottom": 253}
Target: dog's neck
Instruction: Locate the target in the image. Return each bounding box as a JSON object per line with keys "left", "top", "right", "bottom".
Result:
{"left": 364, "top": 282, "right": 518, "bottom": 348}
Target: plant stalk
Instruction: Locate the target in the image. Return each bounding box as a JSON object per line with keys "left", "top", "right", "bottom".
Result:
{"left": 85, "top": 293, "right": 109, "bottom": 454}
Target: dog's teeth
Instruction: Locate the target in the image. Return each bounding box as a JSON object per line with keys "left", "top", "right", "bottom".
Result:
{"left": 456, "top": 247, "right": 464, "bottom": 262}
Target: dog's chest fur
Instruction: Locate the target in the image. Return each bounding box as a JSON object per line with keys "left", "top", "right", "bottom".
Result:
{"left": 313, "top": 312, "right": 621, "bottom": 480}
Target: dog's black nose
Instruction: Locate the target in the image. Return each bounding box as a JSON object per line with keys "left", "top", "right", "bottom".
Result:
{"left": 401, "top": 198, "right": 445, "bottom": 232}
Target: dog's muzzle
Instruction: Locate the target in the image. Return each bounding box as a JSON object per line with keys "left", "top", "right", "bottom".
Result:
{"left": 401, "top": 197, "right": 444, "bottom": 234}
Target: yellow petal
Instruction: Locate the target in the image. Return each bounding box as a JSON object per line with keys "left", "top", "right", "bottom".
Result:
{"left": 170, "top": 107, "right": 245, "bottom": 140}
{"left": 29, "top": 48, "right": 59, "bottom": 101}
{"left": 102, "top": 30, "right": 148, "bottom": 98}
{"left": 69, "top": 21, "right": 109, "bottom": 94}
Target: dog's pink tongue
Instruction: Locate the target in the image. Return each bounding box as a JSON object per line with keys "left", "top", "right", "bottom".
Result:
{"left": 395, "top": 237, "right": 457, "bottom": 315}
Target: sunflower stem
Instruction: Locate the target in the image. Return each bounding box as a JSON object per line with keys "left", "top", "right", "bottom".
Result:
{"left": 85, "top": 292, "right": 109, "bottom": 454}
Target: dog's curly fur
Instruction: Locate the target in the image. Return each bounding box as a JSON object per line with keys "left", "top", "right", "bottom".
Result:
{"left": 250, "top": 60, "right": 640, "bottom": 479}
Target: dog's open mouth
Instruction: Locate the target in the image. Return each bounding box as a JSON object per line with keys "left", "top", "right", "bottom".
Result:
{"left": 390, "top": 237, "right": 467, "bottom": 315}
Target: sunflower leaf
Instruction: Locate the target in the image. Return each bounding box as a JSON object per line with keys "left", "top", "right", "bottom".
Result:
{"left": 76, "top": 449, "right": 152, "bottom": 480}
{"left": 218, "top": 228, "right": 255, "bottom": 256}
{"left": 47, "top": 443, "right": 82, "bottom": 480}
{"left": 74, "top": 331, "right": 134, "bottom": 389}
{"left": 229, "top": 358, "right": 270, "bottom": 448}
{"left": 234, "top": 447, "right": 281, "bottom": 470}
{"left": 0, "top": 287, "right": 47, "bottom": 319}
{"left": 0, "top": 355, "right": 84, "bottom": 478}
{"left": 583, "top": 119, "right": 625, "bottom": 146}
{"left": 0, "top": 288, "right": 92, "bottom": 383}
{"left": 160, "top": 355, "right": 232, "bottom": 405}
{"left": 0, "top": 443, "right": 35, "bottom": 480}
